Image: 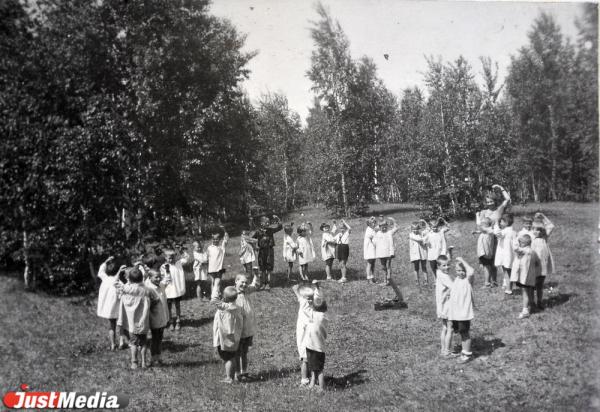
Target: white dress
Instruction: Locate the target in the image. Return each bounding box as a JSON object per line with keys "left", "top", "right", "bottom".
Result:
{"left": 494, "top": 226, "right": 516, "bottom": 268}
{"left": 409, "top": 232, "right": 427, "bottom": 261}
{"left": 426, "top": 230, "right": 447, "bottom": 261}
{"left": 321, "top": 232, "right": 336, "bottom": 260}
{"left": 374, "top": 231, "right": 392, "bottom": 259}
{"left": 297, "top": 236, "right": 315, "bottom": 265}
{"left": 97, "top": 262, "right": 120, "bottom": 319}
{"left": 435, "top": 270, "right": 453, "bottom": 319}
{"left": 363, "top": 226, "right": 376, "bottom": 260}
{"left": 448, "top": 275, "right": 474, "bottom": 321}
{"left": 161, "top": 259, "right": 186, "bottom": 299}
{"left": 283, "top": 234, "right": 298, "bottom": 263}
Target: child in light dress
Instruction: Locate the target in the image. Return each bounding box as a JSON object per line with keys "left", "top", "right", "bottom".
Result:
{"left": 373, "top": 218, "right": 397, "bottom": 285}
{"left": 292, "top": 282, "right": 321, "bottom": 386}
{"left": 303, "top": 282, "right": 328, "bottom": 391}
{"left": 234, "top": 274, "right": 257, "bottom": 380}
{"left": 425, "top": 218, "right": 449, "bottom": 280}
{"left": 96, "top": 256, "right": 124, "bottom": 350}
{"left": 363, "top": 217, "right": 378, "bottom": 283}
{"left": 511, "top": 234, "right": 541, "bottom": 319}
{"left": 435, "top": 255, "right": 454, "bottom": 357}
{"left": 494, "top": 214, "right": 516, "bottom": 294}
{"left": 144, "top": 269, "right": 170, "bottom": 365}
{"left": 531, "top": 213, "right": 555, "bottom": 310}
{"left": 320, "top": 222, "right": 338, "bottom": 281}
{"left": 447, "top": 257, "right": 476, "bottom": 363}
{"left": 160, "top": 249, "right": 189, "bottom": 330}
{"left": 212, "top": 286, "right": 243, "bottom": 383}
{"left": 239, "top": 230, "right": 258, "bottom": 275}
{"left": 192, "top": 241, "right": 210, "bottom": 301}
{"left": 409, "top": 221, "right": 428, "bottom": 286}
{"left": 333, "top": 219, "right": 351, "bottom": 283}
{"left": 283, "top": 224, "right": 299, "bottom": 283}
{"left": 517, "top": 216, "right": 534, "bottom": 240}
{"left": 207, "top": 227, "right": 229, "bottom": 299}
{"left": 475, "top": 217, "right": 496, "bottom": 287}
{"left": 297, "top": 223, "right": 315, "bottom": 281}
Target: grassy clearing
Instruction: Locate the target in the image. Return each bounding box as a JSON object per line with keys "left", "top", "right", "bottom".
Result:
{"left": 1, "top": 202, "right": 599, "bottom": 411}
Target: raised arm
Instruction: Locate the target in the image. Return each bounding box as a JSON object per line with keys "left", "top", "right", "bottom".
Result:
{"left": 341, "top": 219, "right": 351, "bottom": 232}
{"left": 456, "top": 257, "right": 475, "bottom": 284}
{"left": 535, "top": 213, "right": 555, "bottom": 236}
{"left": 492, "top": 184, "right": 511, "bottom": 217}
{"left": 388, "top": 217, "right": 399, "bottom": 235}
{"left": 97, "top": 256, "right": 114, "bottom": 279}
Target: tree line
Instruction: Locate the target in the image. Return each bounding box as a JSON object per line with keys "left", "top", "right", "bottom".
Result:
{"left": 0, "top": 1, "right": 596, "bottom": 291}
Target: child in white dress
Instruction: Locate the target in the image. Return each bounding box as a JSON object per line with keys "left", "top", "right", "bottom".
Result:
{"left": 303, "top": 282, "right": 328, "bottom": 391}
{"left": 511, "top": 234, "right": 541, "bottom": 319}
{"left": 207, "top": 227, "right": 229, "bottom": 299}
{"left": 435, "top": 255, "right": 454, "bottom": 357}
{"left": 494, "top": 214, "right": 516, "bottom": 294}
{"left": 475, "top": 217, "right": 496, "bottom": 287}
{"left": 320, "top": 222, "right": 337, "bottom": 281}
{"left": 409, "top": 221, "right": 428, "bottom": 286}
{"left": 448, "top": 257, "right": 476, "bottom": 363}
{"left": 374, "top": 219, "right": 398, "bottom": 285}
{"left": 192, "top": 241, "right": 210, "bottom": 301}
{"left": 334, "top": 219, "right": 351, "bottom": 283}
{"left": 96, "top": 256, "right": 124, "bottom": 350}
{"left": 292, "top": 283, "right": 316, "bottom": 386}
{"left": 297, "top": 223, "right": 315, "bottom": 281}
{"left": 425, "top": 218, "right": 449, "bottom": 280}
{"left": 283, "top": 224, "right": 299, "bottom": 283}
{"left": 363, "top": 217, "right": 377, "bottom": 282}
{"left": 234, "top": 274, "right": 257, "bottom": 380}
{"left": 532, "top": 213, "right": 555, "bottom": 310}
{"left": 160, "top": 249, "right": 189, "bottom": 330}
{"left": 239, "top": 230, "right": 258, "bottom": 275}
{"left": 212, "top": 286, "right": 243, "bottom": 383}
{"left": 145, "top": 269, "right": 170, "bottom": 365}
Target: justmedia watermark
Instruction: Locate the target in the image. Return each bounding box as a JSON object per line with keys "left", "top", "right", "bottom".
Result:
{"left": 3, "top": 384, "right": 129, "bottom": 409}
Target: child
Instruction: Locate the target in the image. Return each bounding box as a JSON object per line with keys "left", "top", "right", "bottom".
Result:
{"left": 116, "top": 267, "right": 156, "bottom": 369}
{"left": 363, "top": 217, "right": 377, "bottom": 283}
{"left": 475, "top": 217, "right": 496, "bottom": 287}
{"left": 234, "top": 274, "right": 257, "bottom": 379}
{"left": 207, "top": 226, "right": 229, "bottom": 299}
{"left": 448, "top": 257, "right": 476, "bottom": 363}
{"left": 297, "top": 223, "right": 315, "bottom": 282}
{"left": 435, "top": 255, "right": 454, "bottom": 357}
{"left": 239, "top": 230, "right": 258, "bottom": 276}
{"left": 160, "top": 249, "right": 189, "bottom": 330}
{"left": 192, "top": 241, "right": 210, "bottom": 301}
{"left": 334, "top": 219, "right": 351, "bottom": 283}
{"left": 518, "top": 216, "right": 534, "bottom": 240}
{"left": 373, "top": 220, "right": 391, "bottom": 285}
{"left": 494, "top": 214, "right": 516, "bottom": 294}
{"left": 320, "top": 222, "right": 337, "bottom": 281}
{"left": 425, "top": 218, "right": 449, "bottom": 280}
{"left": 253, "top": 215, "right": 282, "bottom": 290}
{"left": 145, "top": 269, "right": 169, "bottom": 365}
{"left": 531, "top": 213, "right": 555, "bottom": 310}
{"left": 409, "top": 221, "right": 428, "bottom": 287}
{"left": 303, "top": 282, "right": 328, "bottom": 391}
{"left": 212, "top": 286, "right": 243, "bottom": 383}
{"left": 96, "top": 256, "right": 124, "bottom": 350}
{"left": 511, "top": 234, "right": 541, "bottom": 319}
{"left": 292, "top": 282, "right": 316, "bottom": 386}
{"left": 283, "top": 223, "right": 299, "bottom": 283}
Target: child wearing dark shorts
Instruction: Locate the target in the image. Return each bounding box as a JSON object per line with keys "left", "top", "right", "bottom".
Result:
{"left": 212, "top": 286, "right": 243, "bottom": 383}
{"left": 447, "top": 257, "right": 476, "bottom": 363}
{"left": 303, "top": 282, "right": 328, "bottom": 391}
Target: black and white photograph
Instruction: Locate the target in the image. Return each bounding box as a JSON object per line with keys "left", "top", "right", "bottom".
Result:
{"left": 0, "top": 0, "right": 598, "bottom": 410}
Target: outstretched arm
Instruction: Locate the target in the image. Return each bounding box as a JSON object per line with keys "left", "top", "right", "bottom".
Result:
{"left": 492, "top": 184, "right": 511, "bottom": 217}
{"left": 535, "top": 213, "right": 555, "bottom": 236}
{"left": 456, "top": 257, "right": 475, "bottom": 283}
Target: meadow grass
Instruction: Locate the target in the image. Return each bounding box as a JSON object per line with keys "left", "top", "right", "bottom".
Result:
{"left": 1, "top": 202, "right": 599, "bottom": 411}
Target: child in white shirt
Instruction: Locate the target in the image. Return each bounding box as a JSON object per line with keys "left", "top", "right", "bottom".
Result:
{"left": 239, "top": 230, "right": 258, "bottom": 275}
{"left": 334, "top": 219, "right": 351, "bottom": 283}
{"left": 234, "top": 274, "right": 257, "bottom": 380}
{"left": 532, "top": 213, "right": 555, "bottom": 310}
{"left": 297, "top": 223, "right": 315, "bottom": 281}
{"left": 320, "top": 222, "right": 337, "bottom": 281}
{"left": 160, "top": 249, "right": 189, "bottom": 330}
{"left": 426, "top": 218, "right": 449, "bottom": 280}
{"left": 293, "top": 283, "right": 316, "bottom": 386}
{"left": 207, "top": 227, "right": 229, "bottom": 299}
{"left": 283, "top": 224, "right": 299, "bottom": 283}
{"left": 448, "top": 257, "right": 476, "bottom": 363}
{"left": 212, "top": 286, "right": 243, "bottom": 383}
{"left": 494, "top": 214, "right": 517, "bottom": 294}
{"left": 435, "top": 255, "right": 454, "bottom": 357}
{"left": 409, "top": 221, "right": 428, "bottom": 286}
{"left": 192, "top": 241, "right": 210, "bottom": 301}
{"left": 303, "top": 282, "right": 328, "bottom": 391}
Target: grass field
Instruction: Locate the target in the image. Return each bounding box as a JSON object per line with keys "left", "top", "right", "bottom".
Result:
{"left": 1, "top": 202, "right": 599, "bottom": 411}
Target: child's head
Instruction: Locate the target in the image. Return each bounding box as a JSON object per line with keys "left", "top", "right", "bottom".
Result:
{"left": 260, "top": 216, "right": 270, "bottom": 228}
{"left": 127, "top": 267, "right": 143, "bottom": 284}
{"left": 455, "top": 261, "right": 467, "bottom": 279}
{"left": 437, "top": 255, "right": 450, "bottom": 273}
{"left": 484, "top": 195, "right": 496, "bottom": 210}
{"left": 379, "top": 221, "right": 388, "bottom": 232}
{"left": 367, "top": 216, "right": 377, "bottom": 228}
{"left": 480, "top": 217, "right": 492, "bottom": 228}
{"left": 499, "top": 213, "right": 513, "bottom": 229}
{"left": 319, "top": 223, "right": 331, "bottom": 232}
{"left": 192, "top": 241, "right": 202, "bottom": 251}
{"left": 532, "top": 223, "right": 546, "bottom": 239}
{"left": 211, "top": 232, "right": 221, "bottom": 246}
{"left": 148, "top": 269, "right": 161, "bottom": 286}
{"left": 223, "top": 286, "right": 238, "bottom": 303}
{"left": 298, "top": 285, "right": 314, "bottom": 303}
{"left": 164, "top": 249, "right": 176, "bottom": 263}
{"left": 522, "top": 217, "right": 533, "bottom": 231}
{"left": 235, "top": 274, "right": 249, "bottom": 292}
{"left": 518, "top": 234, "right": 532, "bottom": 247}
{"left": 430, "top": 218, "right": 440, "bottom": 231}
{"left": 410, "top": 222, "right": 421, "bottom": 233}
{"left": 313, "top": 295, "right": 328, "bottom": 312}
{"left": 142, "top": 253, "right": 158, "bottom": 269}
{"left": 284, "top": 224, "right": 293, "bottom": 236}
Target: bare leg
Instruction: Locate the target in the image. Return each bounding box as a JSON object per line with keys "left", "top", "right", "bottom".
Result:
{"left": 482, "top": 264, "right": 491, "bottom": 286}
{"left": 224, "top": 359, "right": 235, "bottom": 381}
{"left": 317, "top": 370, "right": 325, "bottom": 389}
{"left": 421, "top": 260, "right": 428, "bottom": 284}
{"left": 309, "top": 371, "right": 316, "bottom": 388}
{"left": 301, "top": 360, "right": 309, "bottom": 383}
{"left": 340, "top": 260, "right": 347, "bottom": 281}
{"left": 140, "top": 344, "right": 147, "bottom": 368}
{"left": 366, "top": 261, "right": 372, "bottom": 280}
{"left": 461, "top": 331, "right": 472, "bottom": 355}
{"left": 429, "top": 260, "right": 437, "bottom": 280}
{"left": 239, "top": 346, "right": 249, "bottom": 375}
{"left": 130, "top": 345, "right": 138, "bottom": 369}
{"left": 440, "top": 320, "right": 448, "bottom": 354}
{"left": 325, "top": 262, "right": 332, "bottom": 280}
{"left": 443, "top": 321, "right": 453, "bottom": 354}
{"left": 174, "top": 300, "right": 181, "bottom": 329}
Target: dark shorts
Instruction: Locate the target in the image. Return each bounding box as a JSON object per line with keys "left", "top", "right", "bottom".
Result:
{"left": 129, "top": 333, "right": 148, "bottom": 347}
{"left": 517, "top": 282, "right": 534, "bottom": 289}
{"left": 306, "top": 348, "right": 325, "bottom": 372}
{"left": 479, "top": 256, "right": 494, "bottom": 266}
{"left": 451, "top": 320, "right": 471, "bottom": 334}
{"left": 336, "top": 244, "right": 349, "bottom": 261}
{"left": 258, "top": 248, "right": 274, "bottom": 271}
{"left": 239, "top": 336, "right": 253, "bottom": 351}
{"left": 208, "top": 270, "right": 225, "bottom": 279}
{"left": 324, "top": 257, "right": 334, "bottom": 266}
{"left": 217, "top": 347, "right": 237, "bottom": 361}
{"left": 167, "top": 296, "right": 181, "bottom": 303}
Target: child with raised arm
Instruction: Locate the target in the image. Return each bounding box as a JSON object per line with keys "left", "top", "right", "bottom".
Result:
{"left": 532, "top": 213, "right": 555, "bottom": 310}
{"left": 292, "top": 282, "right": 316, "bottom": 386}
{"left": 495, "top": 214, "right": 517, "bottom": 294}
{"left": 254, "top": 215, "right": 283, "bottom": 290}
{"left": 363, "top": 217, "right": 378, "bottom": 283}
{"left": 435, "top": 255, "right": 454, "bottom": 357}
{"left": 212, "top": 286, "right": 243, "bottom": 383}
{"left": 334, "top": 219, "right": 351, "bottom": 283}
{"left": 303, "top": 281, "right": 328, "bottom": 391}
{"left": 374, "top": 220, "right": 392, "bottom": 285}
{"left": 297, "top": 223, "right": 315, "bottom": 282}
{"left": 239, "top": 230, "right": 258, "bottom": 276}
{"left": 475, "top": 217, "right": 496, "bottom": 288}
{"left": 160, "top": 249, "right": 189, "bottom": 330}
{"left": 207, "top": 226, "right": 229, "bottom": 299}
{"left": 234, "top": 274, "right": 257, "bottom": 380}
{"left": 448, "top": 257, "right": 476, "bottom": 363}
{"left": 511, "top": 234, "right": 541, "bottom": 319}
{"left": 192, "top": 241, "right": 210, "bottom": 301}
{"left": 283, "top": 223, "right": 299, "bottom": 283}
{"left": 320, "top": 222, "right": 338, "bottom": 281}
{"left": 518, "top": 216, "right": 534, "bottom": 240}
{"left": 96, "top": 256, "right": 124, "bottom": 351}
{"left": 145, "top": 269, "right": 170, "bottom": 365}
{"left": 425, "top": 218, "right": 449, "bottom": 280}
{"left": 409, "top": 221, "right": 428, "bottom": 287}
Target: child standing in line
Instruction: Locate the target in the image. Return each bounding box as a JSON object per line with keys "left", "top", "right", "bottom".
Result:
{"left": 435, "top": 255, "right": 454, "bottom": 357}
{"left": 334, "top": 219, "right": 351, "bottom": 283}
{"left": 511, "top": 234, "right": 541, "bottom": 319}
{"left": 494, "top": 214, "right": 516, "bottom": 295}
{"left": 320, "top": 222, "right": 338, "bottom": 281}
{"left": 373, "top": 219, "right": 396, "bottom": 285}
{"left": 145, "top": 269, "right": 170, "bottom": 366}
{"left": 303, "top": 282, "right": 328, "bottom": 391}
{"left": 292, "top": 283, "right": 316, "bottom": 386}
{"left": 425, "top": 218, "right": 449, "bottom": 280}
{"left": 297, "top": 223, "right": 315, "bottom": 282}
{"left": 409, "top": 221, "right": 428, "bottom": 287}
{"left": 239, "top": 230, "right": 258, "bottom": 276}
{"left": 517, "top": 216, "right": 534, "bottom": 240}
{"left": 192, "top": 241, "right": 210, "bottom": 301}
{"left": 97, "top": 256, "right": 125, "bottom": 351}
{"left": 212, "top": 286, "right": 243, "bottom": 383}
{"left": 283, "top": 224, "right": 299, "bottom": 283}
{"left": 475, "top": 217, "right": 496, "bottom": 288}
{"left": 448, "top": 257, "right": 476, "bottom": 363}
{"left": 160, "top": 249, "right": 189, "bottom": 330}
{"left": 253, "top": 215, "right": 283, "bottom": 290}
{"left": 116, "top": 267, "right": 156, "bottom": 369}
{"left": 363, "top": 217, "right": 378, "bottom": 283}
{"left": 532, "top": 213, "right": 555, "bottom": 310}
{"left": 207, "top": 226, "right": 229, "bottom": 299}
{"left": 234, "top": 274, "right": 257, "bottom": 380}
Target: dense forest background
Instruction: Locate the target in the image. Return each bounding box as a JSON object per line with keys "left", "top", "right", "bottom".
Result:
{"left": 0, "top": 0, "right": 597, "bottom": 292}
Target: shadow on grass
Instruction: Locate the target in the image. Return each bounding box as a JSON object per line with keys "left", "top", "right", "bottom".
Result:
{"left": 164, "top": 359, "right": 219, "bottom": 368}
{"left": 472, "top": 337, "right": 505, "bottom": 356}
{"left": 326, "top": 369, "right": 369, "bottom": 390}
{"left": 249, "top": 365, "right": 300, "bottom": 382}
{"left": 162, "top": 340, "right": 203, "bottom": 353}
{"left": 545, "top": 292, "right": 573, "bottom": 308}
{"left": 179, "top": 317, "right": 213, "bottom": 328}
